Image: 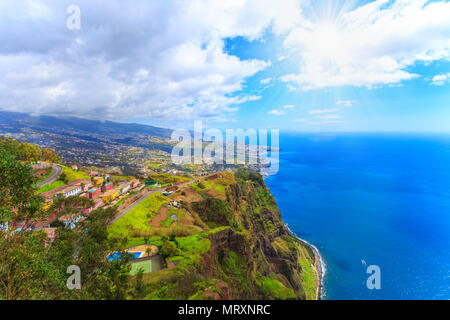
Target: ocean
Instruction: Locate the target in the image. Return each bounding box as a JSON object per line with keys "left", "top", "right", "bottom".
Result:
{"left": 264, "top": 133, "right": 450, "bottom": 300}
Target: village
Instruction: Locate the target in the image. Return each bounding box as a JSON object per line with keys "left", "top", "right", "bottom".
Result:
{"left": 15, "top": 160, "right": 219, "bottom": 268}
{"left": 13, "top": 166, "right": 144, "bottom": 243}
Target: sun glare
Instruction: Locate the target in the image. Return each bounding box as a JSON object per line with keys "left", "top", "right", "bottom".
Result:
{"left": 311, "top": 23, "right": 343, "bottom": 58}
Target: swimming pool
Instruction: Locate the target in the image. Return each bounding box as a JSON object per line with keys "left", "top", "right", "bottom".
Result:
{"left": 107, "top": 252, "right": 143, "bottom": 261}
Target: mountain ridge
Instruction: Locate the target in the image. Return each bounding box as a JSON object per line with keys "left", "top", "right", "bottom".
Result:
{"left": 0, "top": 111, "right": 173, "bottom": 138}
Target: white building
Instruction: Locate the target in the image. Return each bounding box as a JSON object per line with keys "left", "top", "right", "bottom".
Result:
{"left": 62, "top": 186, "right": 82, "bottom": 198}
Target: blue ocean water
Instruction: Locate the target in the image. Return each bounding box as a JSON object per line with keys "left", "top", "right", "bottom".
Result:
{"left": 264, "top": 134, "right": 450, "bottom": 300}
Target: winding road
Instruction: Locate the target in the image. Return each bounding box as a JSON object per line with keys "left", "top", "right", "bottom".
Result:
{"left": 36, "top": 164, "right": 62, "bottom": 188}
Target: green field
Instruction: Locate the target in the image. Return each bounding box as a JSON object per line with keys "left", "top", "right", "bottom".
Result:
{"left": 149, "top": 173, "right": 190, "bottom": 186}
{"left": 190, "top": 179, "right": 214, "bottom": 192}
{"left": 214, "top": 184, "right": 226, "bottom": 194}
{"left": 61, "top": 165, "right": 90, "bottom": 181}
{"left": 258, "top": 277, "right": 296, "bottom": 300}
{"left": 108, "top": 192, "right": 170, "bottom": 238}
{"left": 298, "top": 245, "right": 318, "bottom": 300}
{"left": 36, "top": 180, "right": 66, "bottom": 194}
{"left": 147, "top": 162, "right": 161, "bottom": 169}
{"left": 166, "top": 232, "right": 212, "bottom": 269}
{"left": 111, "top": 175, "right": 135, "bottom": 183}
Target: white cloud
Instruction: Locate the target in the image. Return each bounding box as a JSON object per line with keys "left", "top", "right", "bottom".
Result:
{"left": 336, "top": 100, "right": 356, "bottom": 107}
{"left": 1, "top": 0, "right": 449, "bottom": 125}
{"left": 281, "top": 0, "right": 450, "bottom": 90}
{"left": 430, "top": 73, "right": 450, "bottom": 86}
{"left": 268, "top": 109, "right": 285, "bottom": 116}
{"left": 268, "top": 104, "right": 295, "bottom": 116}
{"left": 0, "top": 0, "right": 302, "bottom": 123}
{"left": 260, "top": 78, "right": 273, "bottom": 85}
{"left": 309, "top": 109, "right": 339, "bottom": 115}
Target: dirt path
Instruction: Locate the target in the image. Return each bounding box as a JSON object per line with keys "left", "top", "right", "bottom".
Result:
{"left": 149, "top": 206, "right": 169, "bottom": 227}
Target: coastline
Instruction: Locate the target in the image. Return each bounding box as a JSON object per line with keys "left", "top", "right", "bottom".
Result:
{"left": 285, "top": 223, "right": 326, "bottom": 300}
{"left": 263, "top": 172, "right": 325, "bottom": 300}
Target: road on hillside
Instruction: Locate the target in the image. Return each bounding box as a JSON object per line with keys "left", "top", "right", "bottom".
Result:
{"left": 109, "top": 188, "right": 164, "bottom": 225}
{"left": 109, "top": 172, "right": 218, "bottom": 225}
{"left": 36, "top": 164, "right": 62, "bottom": 188}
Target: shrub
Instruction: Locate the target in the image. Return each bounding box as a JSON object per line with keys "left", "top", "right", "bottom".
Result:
{"left": 160, "top": 239, "right": 180, "bottom": 258}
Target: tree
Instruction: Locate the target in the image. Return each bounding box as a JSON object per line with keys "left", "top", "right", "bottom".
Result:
{"left": 50, "top": 196, "right": 94, "bottom": 217}
{"left": 130, "top": 269, "right": 146, "bottom": 299}
{"left": 0, "top": 136, "right": 44, "bottom": 162}
{"left": 160, "top": 237, "right": 180, "bottom": 258}
{"left": 59, "top": 171, "right": 68, "bottom": 184}
{"left": 0, "top": 136, "right": 21, "bottom": 158}
{"left": 0, "top": 142, "right": 131, "bottom": 300}
{"left": 42, "top": 148, "right": 61, "bottom": 163}
{"left": 20, "top": 143, "right": 41, "bottom": 162}
{"left": 0, "top": 146, "right": 44, "bottom": 224}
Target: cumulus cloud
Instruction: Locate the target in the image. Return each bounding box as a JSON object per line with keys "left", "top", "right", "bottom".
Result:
{"left": 283, "top": 104, "right": 296, "bottom": 109}
{"left": 1, "top": 0, "right": 449, "bottom": 125}
{"left": 281, "top": 0, "right": 450, "bottom": 90}
{"left": 430, "top": 73, "right": 450, "bottom": 86}
{"left": 0, "top": 0, "right": 302, "bottom": 123}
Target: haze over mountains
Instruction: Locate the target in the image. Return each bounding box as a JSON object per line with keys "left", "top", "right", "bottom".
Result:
{"left": 0, "top": 110, "right": 173, "bottom": 149}
{"left": 0, "top": 111, "right": 172, "bottom": 139}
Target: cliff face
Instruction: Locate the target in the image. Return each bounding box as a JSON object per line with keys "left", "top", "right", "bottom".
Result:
{"left": 142, "top": 170, "right": 320, "bottom": 300}
{"left": 190, "top": 170, "right": 320, "bottom": 300}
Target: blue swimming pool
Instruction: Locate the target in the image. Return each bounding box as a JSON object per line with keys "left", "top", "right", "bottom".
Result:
{"left": 107, "top": 252, "right": 142, "bottom": 261}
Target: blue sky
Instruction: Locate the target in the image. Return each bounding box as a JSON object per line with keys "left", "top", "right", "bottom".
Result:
{"left": 0, "top": 0, "right": 449, "bottom": 132}
{"left": 221, "top": 0, "right": 450, "bottom": 132}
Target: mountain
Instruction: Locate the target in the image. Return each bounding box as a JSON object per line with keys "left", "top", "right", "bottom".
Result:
{"left": 0, "top": 111, "right": 172, "bottom": 139}
{"left": 0, "top": 111, "right": 176, "bottom": 164}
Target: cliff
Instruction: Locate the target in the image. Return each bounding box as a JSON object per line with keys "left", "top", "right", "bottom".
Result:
{"left": 139, "top": 170, "right": 321, "bottom": 300}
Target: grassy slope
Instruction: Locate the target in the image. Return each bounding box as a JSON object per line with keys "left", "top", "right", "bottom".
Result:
{"left": 108, "top": 192, "right": 170, "bottom": 239}
{"left": 61, "top": 165, "right": 90, "bottom": 181}
{"left": 258, "top": 277, "right": 296, "bottom": 300}
{"left": 36, "top": 166, "right": 90, "bottom": 194}
{"left": 36, "top": 180, "right": 66, "bottom": 194}
{"left": 108, "top": 170, "right": 318, "bottom": 300}
{"left": 149, "top": 173, "right": 190, "bottom": 186}
{"left": 297, "top": 245, "right": 318, "bottom": 300}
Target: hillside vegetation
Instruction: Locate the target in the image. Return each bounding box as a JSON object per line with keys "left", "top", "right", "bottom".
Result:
{"left": 109, "top": 170, "right": 320, "bottom": 300}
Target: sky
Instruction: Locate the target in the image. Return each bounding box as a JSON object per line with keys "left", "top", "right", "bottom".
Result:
{"left": 0, "top": 0, "right": 449, "bottom": 132}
